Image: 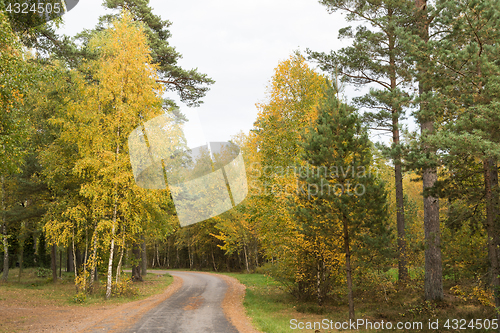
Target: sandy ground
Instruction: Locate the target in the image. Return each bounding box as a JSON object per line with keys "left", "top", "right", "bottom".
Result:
{"left": 0, "top": 271, "right": 260, "bottom": 333}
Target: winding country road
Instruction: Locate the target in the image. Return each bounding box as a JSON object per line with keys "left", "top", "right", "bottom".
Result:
{"left": 125, "top": 271, "right": 238, "bottom": 333}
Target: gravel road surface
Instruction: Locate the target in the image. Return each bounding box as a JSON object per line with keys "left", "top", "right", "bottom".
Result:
{"left": 126, "top": 271, "right": 239, "bottom": 333}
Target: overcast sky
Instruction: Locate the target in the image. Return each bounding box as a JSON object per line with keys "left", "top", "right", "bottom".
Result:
{"left": 59, "top": 0, "right": 394, "bottom": 146}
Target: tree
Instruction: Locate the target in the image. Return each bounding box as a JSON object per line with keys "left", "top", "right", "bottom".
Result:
{"left": 308, "top": 0, "right": 414, "bottom": 284}
{"left": 296, "top": 80, "right": 391, "bottom": 317}
{"left": 0, "top": 11, "right": 33, "bottom": 281}
{"left": 407, "top": 0, "right": 500, "bottom": 315}
{"left": 43, "top": 10, "right": 175, "bottom": 298}
{"left": 250, "top": 53, "right": 329, "bottom": 297}
{"left": 400, "top": 0, "right": 444, "bottom": 301}
{"left": 85, "top": 0, "right": 215, "bottom": 108}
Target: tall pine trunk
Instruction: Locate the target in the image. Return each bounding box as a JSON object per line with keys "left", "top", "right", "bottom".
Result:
{"left": 389, "top": 23, "right": 408, "bottom": 282}
{"left": 51, "top": 244, "right": 57, "bottom": 283}
{"left": 131, "top": 242, "right": 143, "bottom": 282}
{"left": 415, "top": 0, "right": 443, "bottom": 301}
{"left": 484, "top": 158, "right": 500, "bottom": 326}
{"left": 141, "top": 236, "right": 147, "bottom": 276}
{"left": 1, "top": 175, "right": 8, "bottom": 282}
{"left": 343, "top": 214, "right": 355, "bottom": 319}
{"left": 243, "top": 244, "right": 250, "bottom": 273}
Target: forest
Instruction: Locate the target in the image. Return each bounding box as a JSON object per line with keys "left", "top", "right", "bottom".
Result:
{"left": 1, "top": 0, "right": 499, "bottom": 329}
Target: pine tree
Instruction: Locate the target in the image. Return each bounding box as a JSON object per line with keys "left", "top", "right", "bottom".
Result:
{"left": 37, "top": 232, "right": 50, "bottom": 268}
{"left": 396, "top": 0, "right": 445, "bottom": 301}
{"left": 308, "top": 0, "right": 414, "bottom": 283}
{"left": 405, "top": 0, "right": 500, "bottom": 315}
{"left": 295, "top": 81, "right": 391, "bottom": 318}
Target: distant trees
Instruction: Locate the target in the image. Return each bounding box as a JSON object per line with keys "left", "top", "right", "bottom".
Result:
{"left": 0, "top": 10, "right": 35, "bottom": 281}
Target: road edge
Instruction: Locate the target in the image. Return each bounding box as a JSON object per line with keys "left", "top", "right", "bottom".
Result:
{"left": 76, "top": 274, "right": 183, "bottom": 333}
{"left": 197, "top": 272, "right": 262, "bottom": 333}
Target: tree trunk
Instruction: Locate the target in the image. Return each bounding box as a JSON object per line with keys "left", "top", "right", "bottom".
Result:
{"left": 67, "top": 246, "right": 74, "bottom": 273}
{"left": 115, "top": 225, "right": 126, "bottom": 283}
{"left": 59, "top": 249, "right": 62, "bottom": 278}
{"left": 105, "top": 213, "right": 116, "bottom": 299}
{"left": 151, "top": 243, "right": 156, "bottom": 268}
{"left": 88, "top": 230, "right": 98, "bottom": 293}
{"left": 188, "top": 244, "right": 193, "bottom": 269}
{"left": 395, "top": 161, "right": 408, "bottom": 282}
{"left": 387, "top": 8, "right": 409, "bottom": 283}
{"left": 141, "top": 236, "right": 147, "bottom": 276}
{"left": 211, "top": 243, "right": 217, "bottom": 272}
{"left": 51, "top": 244, "right": 57, "bottom": 283}
{"left": 415, "top": 0, "right": 443, "bottom": 301}
{"left": 18, "top": 225, "right": 24, "bottom": 283}
{"left": 1, "top": 175, "right": 8, "bottom": 282}
{"left": 484, "top": 158, "right": 500, "bottom": 326}
{"left": 156, "top": 244, "right": 160, "bottom": 268}
{"left": 316, "top": 260, "right": 323, "bottom": 306}
{"left": 255, "top": 244, "right": 259, "bottom": 268}
{"left": 106, "top": 126, "right": 121, "bottom": 299}
{"left": 72, "top": 234, "right": 78, "bottom": 292}
{"left": 243, "top": 244, "right": 250, "bottom": 273}
{"left": 75, "top": 248, "right": 82, "bottom": 272}
{"left": 131, "top": 242, "right": 143, "bottom": 282}
{"left": 166, "top": 241, "right": 170, "bottom": 268}
{"left": 343, "top": 214, "right": 355, "bottom": 319}
{"left": 106, "top": 201, "right": 118, "bottom": 299}
{"left": 116, "top": 242, "right": 125, "bottom": 284}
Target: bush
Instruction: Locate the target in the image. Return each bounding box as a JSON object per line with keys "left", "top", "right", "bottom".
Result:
{"left": 111, "top": 277, "right": 138, "bottom": 297}
{"left": 73, "top": 291, "right": 86, "bottom": 303}
{"left": 295, "top": 303, "right": 328, "bottom": 315}
{"left": 35, "top": 267, "right": 52, "bottom": 278}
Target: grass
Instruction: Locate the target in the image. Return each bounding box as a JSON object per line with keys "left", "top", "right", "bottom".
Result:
{"left": 0, "top": 267, "right": 173, "bottom": 307}
{"left": 0, "top": 267, "right": 173, "bottom": 333}
{"left": 221, "top": 272, "right": 327, "bottom": 333}
{"left": 219, "top": 271, "right": 498, "bottom": 333}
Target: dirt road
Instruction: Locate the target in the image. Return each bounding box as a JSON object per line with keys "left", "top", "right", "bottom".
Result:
{"left": 1, "top": 270, "right": 259, "bottom": 333}
{"left": 124, "top": 271, "right": 238, "bottom": 333}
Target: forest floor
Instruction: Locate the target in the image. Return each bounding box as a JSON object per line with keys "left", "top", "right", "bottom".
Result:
{"left": 1, "top": 267, "right": 497, "bottom": 333}
{"left": 0, "top": 267, "right": 176, "bottom": 333}
{"left": 223, "top": 271, "right": 498, "bottom": 333}
{"left": 0, "top": 268, "right": 258, "bottom": 333}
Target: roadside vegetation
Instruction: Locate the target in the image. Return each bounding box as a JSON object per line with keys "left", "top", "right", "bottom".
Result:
{"left": 0, "top": 267, "right": 173, "bottom": 306}
{"left": 226, "top": 271, "right": 497, "bottom": 333}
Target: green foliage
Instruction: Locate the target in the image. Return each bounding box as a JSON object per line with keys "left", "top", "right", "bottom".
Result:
{"left": 35, "top": 267, "right": 52, "bottom": 278}
{"left": 72, "top": 291, "right": 86, "bottom": 304}
{"left": 111, "top": 277, "right": 138, "bottom": 297}
{"left": 37, "top": 232, "right": 50, "bottom": 268}
{"left": 0, "top": 11, "right": 32, "bottom": 174}
{"left": 90, "top": 0, "right": 215, "bottom": 107}
{"left": 23, "top": 233, "right": 36, "bottom": 268}
{"left": 294, "top": 80, "right": 393, "bottom": 295}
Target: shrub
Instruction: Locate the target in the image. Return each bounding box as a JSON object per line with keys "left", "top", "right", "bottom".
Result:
{"left": 73, "top": 291, "right": 86, "bottom": 303}
{"left": 35, "top": 267, "right": 52, "bottom": 278}
{"left": 111, "top": 278, "right": 138, "bottom": 297}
